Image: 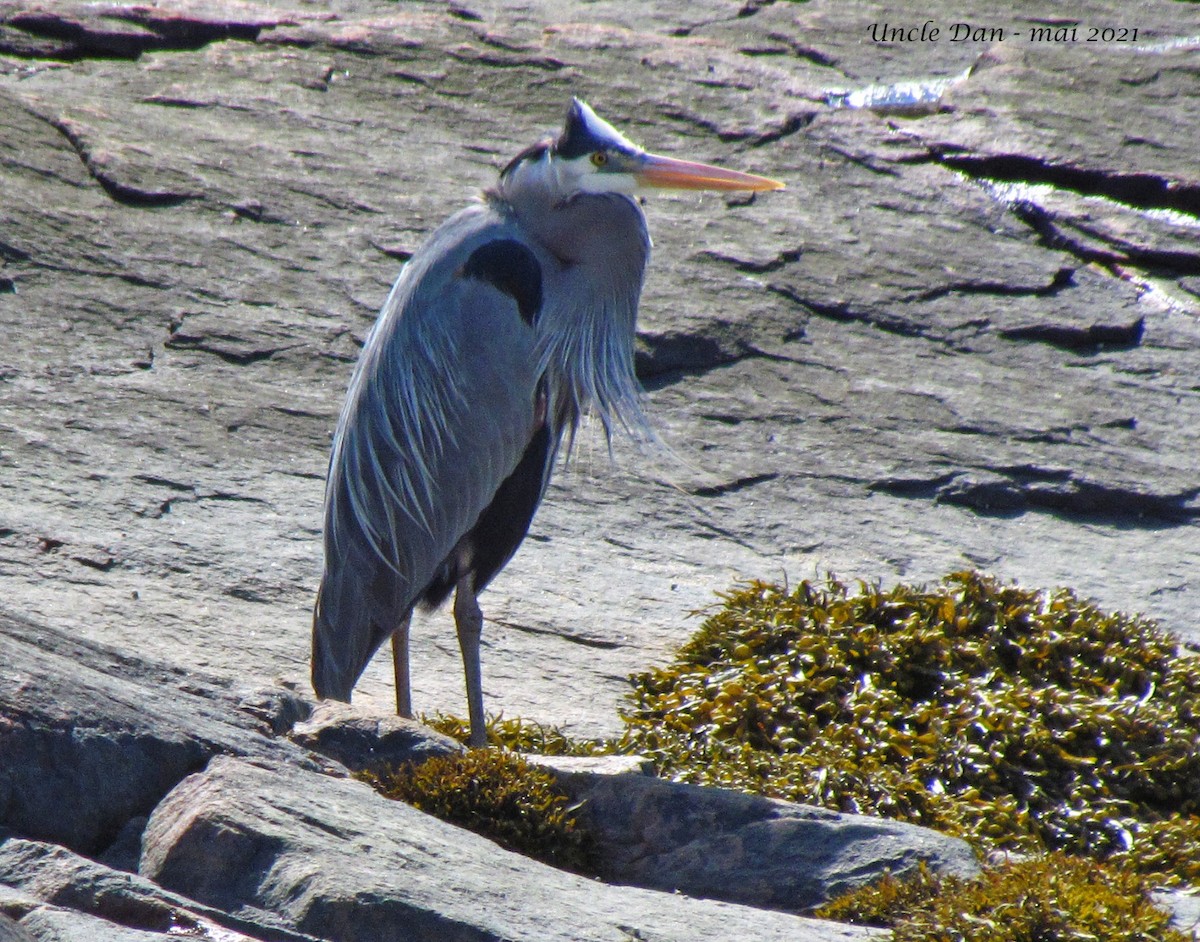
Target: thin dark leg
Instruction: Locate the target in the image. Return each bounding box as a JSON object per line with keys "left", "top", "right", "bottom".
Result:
{"left": 391, "top": 610, "right": 413, "bottom": 718}
{"left": 453, "top": 576, "right": 486, "bottom": 748}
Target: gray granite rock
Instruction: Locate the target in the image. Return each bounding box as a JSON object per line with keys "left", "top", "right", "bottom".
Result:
{"left": 538, "top": 756, "right": 981, "bottom": 911}
{"left": 140, "top": 755, "right": 880, "bottom": 942}
{"left": 0, "top": 912, "right": 36, "bottom": 942}
{"left": 0, "top": 608, "right": 319, "bottom": 854}
{"left": 0, "top": 0, "right": 1197, "bottom": 936}
{"left": 0, "top": 838, "right": 315, "bottom": 941}
{"left": 289, "top": 700, "right": 463, "bottom": 773}
{"left": 0, "top": 0, "right": 1195, "bottom": 747}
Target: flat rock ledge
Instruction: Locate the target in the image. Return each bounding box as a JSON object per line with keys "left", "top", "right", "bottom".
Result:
{"left": 0, "top": 609, "right": 986, "bottom": 941}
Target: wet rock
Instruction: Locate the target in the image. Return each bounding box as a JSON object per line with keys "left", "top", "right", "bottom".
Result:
{"left": 1157, "top": 890, "right": 1200, "bottom": 940}
{"left": 140, "top": 755, "right": 879, "bottom": 942}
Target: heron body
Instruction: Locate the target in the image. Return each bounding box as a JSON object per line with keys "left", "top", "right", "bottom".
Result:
{"left": 312, "top": 99, "right": 782, "bottom": 746}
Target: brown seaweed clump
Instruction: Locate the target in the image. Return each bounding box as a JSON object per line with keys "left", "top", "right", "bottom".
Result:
{"left": 816, "top": 854, "right": 1188, "bottom": 942}
{"left": 620, "top": 571, "right": 1200, "bottom": 884}
{"left": 362, "top": 750, "right": 594, "bottom": 873}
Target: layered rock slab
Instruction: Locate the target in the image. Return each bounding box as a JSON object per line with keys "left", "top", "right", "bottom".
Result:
{"left": 0, "top": 608, "right": 317, "bottom": 854}
{"left": 539, "top": 756, "right": 980, "bottom": 911}
{"left": 139, "top": 755, "right": 880, "bottom": 942}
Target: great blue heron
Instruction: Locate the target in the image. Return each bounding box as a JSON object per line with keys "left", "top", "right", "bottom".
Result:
{"left": 312, "top": 98, "right": 782, "bottom": 746}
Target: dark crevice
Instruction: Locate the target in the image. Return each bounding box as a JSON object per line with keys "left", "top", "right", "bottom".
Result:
{"left": 931, "top": 150, "right": 1200, "bottom": 218}
{"left": 490, "top": 618, "right": 622, "bottom": 650}
{"left": 768, "top": 286, "right": 933, "bottom": 340}
{"left": 444, "top": 46, "right": 565, "bottom": 70}
{"left": 700, "top": 247, "right": 803, "bottom": 274}
{"left": 910, "top": 266, "right": 1076, "bottom": 302}
{"left": 203, "top": 491, "right": 269, "bottom": 505}
{"left": 659, "top": 105, "right": 815, "bottom": 146}
{"left": 736, "top": 0, "right": 778, "bottom": 17}
{"left": 692, "top": 472, "right": 779, "bottom": 498}
{"left": 1012, "top": 201, "right": 1200, "bottom": 276}
{"left": 164, "top": 331, "right": 300, "bottom": 365}
{"left": 24, "top": 257, "right": 173, "bottom": 289}
{"left": 871, "top": 470, "right": 1199, "bottom": 527}
{"left": 133, "top": 474, "right": 193, "bottom": 491}
{"left": 72, "top": 552, "right": 117, "bottom": 572}
{"left": 748, "top": 111, "right": 816, "bottom": 147}
{"left": 670, "top": 0, "right": 783, "bottom": 38}
{"left": 447, "top": 5, "right": 485, "bottom": 22}
{"left": 999, "top": 317, "right": 1145, "bottom": 353}
{"left": 821, "top": 143, "right": 902, "bottom": 177}
{"left": 742, "top": 34, "right": 839, "bottom": 68}
{"left": 0, "top": 240, "right": 31, "bottom": 262}
{"left": 38, "top": 112, "right": 199, "bottom": 207}
{"left": 1, "top": 10, "right": 264, "bottom": 61}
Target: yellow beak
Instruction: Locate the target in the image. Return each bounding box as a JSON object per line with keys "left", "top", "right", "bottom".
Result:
{"left": 633, "top": 152, "right": 784, "bottom": 192}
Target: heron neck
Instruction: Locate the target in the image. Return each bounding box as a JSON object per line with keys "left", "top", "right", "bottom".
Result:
{"left": 492, "top": 180, "right": 652, "bottom": 445}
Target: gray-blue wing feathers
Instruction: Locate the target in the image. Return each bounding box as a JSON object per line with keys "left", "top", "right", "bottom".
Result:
{"left": 313, "top": 205, "right": 548, "bottom": 699}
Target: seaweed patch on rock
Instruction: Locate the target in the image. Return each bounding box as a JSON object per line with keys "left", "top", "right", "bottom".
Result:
{"left": 360, "top": 749, "right": 596, "bottom": 873}
{"left": 816, "top": 854, "right": 1190, "bottom": 942}
{"left": 619, "top": 571, "right": 1200, "bottom": 884}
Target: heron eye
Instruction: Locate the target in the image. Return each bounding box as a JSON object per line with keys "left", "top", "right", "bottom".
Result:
{"left": 590, "top": 151, "right": 609, "bottom": 167}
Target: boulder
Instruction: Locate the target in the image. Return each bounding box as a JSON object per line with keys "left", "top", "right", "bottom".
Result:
{"left": 0, "top": 838, "right": 312, "bottom": 941}
{"left": 289, "top": 701, "right": 463, "bottom": 773}
{"left": 537, "top": 756, "right": 980, "bottom": 911}
{"left": 140, "top": 755, "right": 880, "bottom": 942}
{"left": 0, "top": 608, "right": 319, "bottom": 854}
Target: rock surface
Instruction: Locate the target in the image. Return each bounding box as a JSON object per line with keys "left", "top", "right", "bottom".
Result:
{"left": 539, "top": 756, "right": 981, "bottom": 910}
{"left": 0, "top": 0, "right": 1196, "bottom": 742}
{"left": 0, "top": 608, "right": 319, "bottom": 854}
{"left": 289, "top": 700, "right": 464, "bottom": 771}
{"left": 1, "top": 607, "right": 960, "bottom": 940}
{"left": 141, "top": 754, "right": 879, "bottom": 942}
{"left": 1, "top": 0, "right": 1198, "bottom": 938}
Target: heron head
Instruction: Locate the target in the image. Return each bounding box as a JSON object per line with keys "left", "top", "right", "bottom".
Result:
{"left": 501, "top": 98, "right": 784, "bottom": 199}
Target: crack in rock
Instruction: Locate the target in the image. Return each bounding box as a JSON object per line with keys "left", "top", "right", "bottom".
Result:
{"left": 767, "top": 287, "right": 934, "bottom": 340}
{"left": 1, "top": 5, "right": 270, "bottom": 61}
{"left": 0, "top": 239, "right": 31, "bottom": 262}
{"left": 872, "top": 469, "right": 1199, "bottom": 526}
{"left": 658, "top": 104, "right": 815, "bottom": 146}
{"left": 999, "top": 316, "right": 1145, "bottom": 353}
{"left": 37, "top": 112, "right": 199, "bottom": 207}
{"left": 165, "top": 316, "right": 302, "bottom": 365}
{"left": 909, "top": 267, "right": 1075, "bottom": 302}
{"left": 935, "top": 151, "right": 1200, "bottom": 218}
{"left": 490, "top": 617, "right": 623, "bottom": 650}
{"left": 691, "top": 472, "right": 779, "bottom": 498}
{"left": 445, "top": 42, "right": 565, "bottom": 71}
{"left": 700, "top": 247, "right": 803, "bottom": 274}
{"left": 1011, "top": 201, "right": 1200, "bottom": 277}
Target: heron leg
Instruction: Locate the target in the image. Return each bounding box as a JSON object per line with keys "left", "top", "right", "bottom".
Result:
{"left": 391, "top": 610, "right": 413, "bottom": 718}
{"left": 453, "top": 576, "right": 486, "bottom": 748}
